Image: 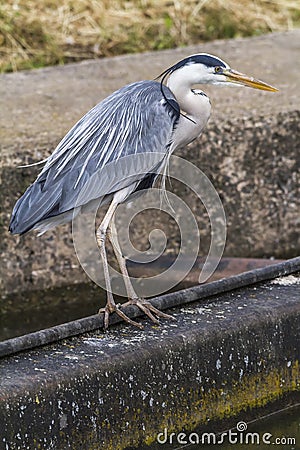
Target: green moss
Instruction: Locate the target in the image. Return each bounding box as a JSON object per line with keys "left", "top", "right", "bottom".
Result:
{"left": 63, "top": 361, "right": 300, "bottom": 450}
{"left": 120, "top": 362, "right": 300, "bottom": 449}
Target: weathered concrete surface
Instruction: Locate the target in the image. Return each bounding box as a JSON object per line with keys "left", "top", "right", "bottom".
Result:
{"left": 1, "top": 258, "right": 294, "bottom": 351}
{"left": 1, "top": 31, "right": 299, "bottom": 296}
{"left": 0, "top": 257, "right": 283, "bottom": 337}
{"left": 0, "top": 272, "right": 300, "bottom": 449}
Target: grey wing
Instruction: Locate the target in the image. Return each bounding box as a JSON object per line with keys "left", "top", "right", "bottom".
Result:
{"left": 9, "top": 80, "right": 180, "bottom": 234}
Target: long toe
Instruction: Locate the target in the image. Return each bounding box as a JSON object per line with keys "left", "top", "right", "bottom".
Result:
{"left": 132, "top": 302, "right": 160, "bottom": 325}
{"left": 122, "top": 299, "right": 175, "bottom": 324}
{"left": 98, "top": 305, "right": 143, "bottom": 330}
{"left": 143, "top": 301, "right": 175, "bottom": 320}
{"left": 114, "top": 307, "right": 144, "bottom": 329}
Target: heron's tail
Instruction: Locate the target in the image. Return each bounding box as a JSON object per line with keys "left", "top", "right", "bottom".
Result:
{"left": 9, "top": 181, "right": 61, "bottom": 235}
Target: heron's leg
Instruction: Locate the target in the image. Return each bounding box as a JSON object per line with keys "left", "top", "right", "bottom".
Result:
{"left": 107, "top": 218, "right": 138, "bottom": 300}
{"left": 96, "top": 201, "right": 142, "bottom": 330}
{"left": 108, "top": 217, "right": 174, "bottom": 324}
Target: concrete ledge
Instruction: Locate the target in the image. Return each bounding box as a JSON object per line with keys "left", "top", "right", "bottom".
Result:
{"left": 1, "top": 31, "right": 300, "bottom": 296}
{"left": 0, "top": 260, "right": 299, "bottom": 449}
{"left": 0, "top": 257, "right": 297, "bottom": 356}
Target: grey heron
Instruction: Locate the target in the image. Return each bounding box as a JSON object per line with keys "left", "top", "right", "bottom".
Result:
{"left": 9, "top": 53, "right": 277, "bottom": 329}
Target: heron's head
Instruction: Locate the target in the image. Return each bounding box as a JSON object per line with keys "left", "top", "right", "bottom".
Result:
{"left": 161, "top": 53, "right": 278, "bottom": 92}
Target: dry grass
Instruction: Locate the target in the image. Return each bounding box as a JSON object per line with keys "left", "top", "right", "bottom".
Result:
{"left": 1, "top": 0, "right": 299, "bottom": 72}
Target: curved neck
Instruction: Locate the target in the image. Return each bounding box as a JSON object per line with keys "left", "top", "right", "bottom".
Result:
{"left": 167, "top": 68, "right": 197, "bottom": 115}
{"left": 166, "top": 68, "right": 210, "bottom": 121}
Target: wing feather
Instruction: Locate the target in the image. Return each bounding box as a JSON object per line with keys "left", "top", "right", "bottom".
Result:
{"left": 9, "top": 80, "right": 179, "bottom": 234}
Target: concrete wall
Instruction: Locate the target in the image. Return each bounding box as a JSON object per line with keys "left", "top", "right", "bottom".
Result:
{"left": 0, "top": 268, "right": 300, "bottom": 449}
{"left": 1, "top": 31, "right": 299, "bottom": 296}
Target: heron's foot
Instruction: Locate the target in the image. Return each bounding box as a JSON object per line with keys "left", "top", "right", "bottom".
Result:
{"left": 122, "top": 298, "right": 175, "bottom": 325}
{"left": 98, "top": 300, "right": 143, "bottom": 330}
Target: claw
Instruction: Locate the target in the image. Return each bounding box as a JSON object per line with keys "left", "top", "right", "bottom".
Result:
{"left": 98, "top": 303, "right": 143, "bottom": 330}
{"left": 98, "top": 294, "right": 174, "bottom": 329}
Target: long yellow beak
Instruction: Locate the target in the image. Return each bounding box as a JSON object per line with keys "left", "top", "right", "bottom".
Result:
{"left": 223, "top": 69, "right": 278, "bottom": 92}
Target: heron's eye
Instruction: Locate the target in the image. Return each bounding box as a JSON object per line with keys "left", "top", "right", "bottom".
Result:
{"left": 214, "top": 66, "right": 222, "bottom": 74}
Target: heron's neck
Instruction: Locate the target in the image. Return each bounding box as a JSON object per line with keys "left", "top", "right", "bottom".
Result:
{"left": 167, "top": 69, "right": 208, "bottom": 119}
